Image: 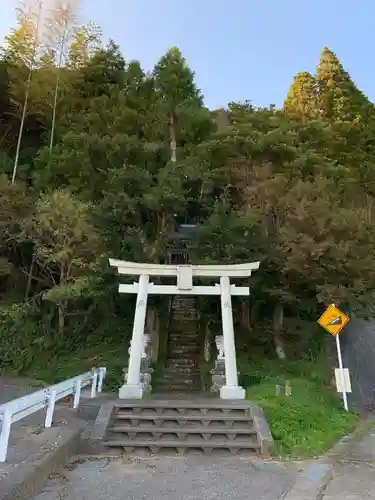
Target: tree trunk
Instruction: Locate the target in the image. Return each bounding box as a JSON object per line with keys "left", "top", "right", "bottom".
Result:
{"left": 50, "top": 24, "right": 69, "bottom": 155}
{"left": 12, "top": 72, "right": 31, "bottom": 184}
{"left": 58, "top": 301, "right": 65, "bottom": 336}
{"left": 49, "top": 72, "right": 60, "bottom": 154}
{"left": 273, "top": 301, "right": 286, "bottom": 360}
{"left": 169, "top": 112, "right": 177, "bottom": 163}
{"left": 58, "top": 262, "right": 66, "bottom": 336}
{"left": 24, "top": 252, "right": 36, "bottom": 301}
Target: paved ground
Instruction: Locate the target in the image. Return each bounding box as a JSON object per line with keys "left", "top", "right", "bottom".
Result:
{"left": 323, "top": 462, "right": 375, "bottom": 499}
{"left": 0, "top": 376, "right": 85, "bottom": 488}
{"left": 33, "top": 455, "right": 296, "bottom": 500}
{"left": 323, "top": 422, "right": 375, "bottom": 499}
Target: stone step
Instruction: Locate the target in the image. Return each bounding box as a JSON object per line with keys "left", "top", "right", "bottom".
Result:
{"left": 168, "top": 328, "right": 198, "bottom": 334}
{"left": 168, "top": 346, "right": 200, "bottom": 354}
{"left": 168, "top": 339, "right": 199, "bottom": 345}
{"left": 103, "top": 438, "right": 260, "bottom": 455}
{"left": 156, "top": 371, "right": 201, "bottom": 379}
{"left": 162, "top": 372, "right": 200, "bottom": 379}
{"left": 167, "top": 360, "right": 197, "bottom": 367}
{"left": 114, "top": 412, "right": 254, "bottom": 423}
{"left": 115, "top": 400, "right": 254, "bottom": 411}
{"left": 108, "top": 425, "right": 258, "bottom": 441}
{"left": 172, "top": 309, "right": 196, "bottom": 312}
{"left": 168, "top": 355, "right": 199, "bottom": 361}
{"left": 171, "top": 313, "right": 197, "bottom": 317}
{"left": 170, "top": 319, "right": 198, "bottom": 325}
{"left": 168, "top": 347, "right": 199, "bottom": 355}
{"left": 111, "top": 418, "right": 255, "bottom": 430}
{"left": 157, "top": 377, "right": 201, "bottom": 386}
{"left": 170, "top": 308, "right": 197, "bottom": 313}
{"left": 168, "top": 347, "right": 198, "bottom": 353}
{"left": 172, "top": 298, "right": 196, "bottom": 305}
{"left": 158, "top": 382, "right": 202, "bottom": 394}
{"left": 168, "top": 330, "right": 199, "bottom": 336}
{"left": 168, "top": 354, "right": 199, "bottom": 361}
{"left": 171, "top": 304, "right": 197, "bottom": 309}
{"left": 168, "top": 333, "right": 199, "bottom": 339}
{"left": 164, "top": 367, "right": 200, "bottom": 375}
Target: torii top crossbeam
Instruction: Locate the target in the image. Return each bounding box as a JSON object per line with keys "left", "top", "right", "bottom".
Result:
{"left": 109, "top": 259, "right": 260, "bottom": 278}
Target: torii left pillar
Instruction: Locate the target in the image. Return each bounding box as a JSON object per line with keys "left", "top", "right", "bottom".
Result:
{"left": 119, "top": 274, "right": 149, "bottom": 399}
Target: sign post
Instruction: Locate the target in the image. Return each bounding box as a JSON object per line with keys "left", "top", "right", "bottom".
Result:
{"left": 317, "top": 304, "right": 350, "bottom": 412}
{"left": 335, "top": 332, "right": 348, "bottom": 411}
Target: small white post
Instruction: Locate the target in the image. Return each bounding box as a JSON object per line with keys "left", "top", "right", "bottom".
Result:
{"left": 336, "top": 333, "right": 349, "bottom": 412}
{"left": 0, "top": 410, "right": 12, "bottom": 463}
{"left": 45, "top": 390, "right": 56, "bottom": 428}
{"left": 97, "top": 368, "right": 105, "bottom": 393}
{"left": 219, "top": 276, "right": 245, "bottom": 399}
{"left": 73, "top": 379, "right": 82, "bottom": 409}
{"left": 119, "top": 274, "right": 149, "bottom": 399}
{"left": 90, "top": 371, "right": 98, "bottom": 398}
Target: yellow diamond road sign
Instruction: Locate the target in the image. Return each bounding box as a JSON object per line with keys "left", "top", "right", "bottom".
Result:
{"left": 318, "top": 304, "right": 350, "bottom": 336}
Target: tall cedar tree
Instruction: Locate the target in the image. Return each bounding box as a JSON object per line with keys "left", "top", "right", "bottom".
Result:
{"left": 283, "top": 71, "right": 316, "bottom": 118}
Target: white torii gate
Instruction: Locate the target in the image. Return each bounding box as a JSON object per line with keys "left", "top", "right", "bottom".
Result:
{"left": 109, "top": 259, "right": 260, "bottom": 400}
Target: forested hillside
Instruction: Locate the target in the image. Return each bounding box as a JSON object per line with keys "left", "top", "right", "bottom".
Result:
{"left": 1, "top": 1, "right": 375, "bottom": 377}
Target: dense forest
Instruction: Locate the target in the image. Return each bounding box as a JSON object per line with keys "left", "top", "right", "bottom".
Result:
{"left": 1, "top": 1, "right": 375, "bottom": 376}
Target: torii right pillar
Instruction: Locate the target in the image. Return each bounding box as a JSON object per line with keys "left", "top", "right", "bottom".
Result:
{"left": 219, "top": 276, "right": 246, "bottom": 399}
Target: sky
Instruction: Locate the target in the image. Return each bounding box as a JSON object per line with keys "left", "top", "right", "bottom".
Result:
{"left": 1, "top": 0, "right": 375, "bottom": 110}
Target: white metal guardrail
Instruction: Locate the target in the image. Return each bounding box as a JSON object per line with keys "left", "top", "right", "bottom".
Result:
{"left": 0, "top": 366, "right": 107, "bottom": 462}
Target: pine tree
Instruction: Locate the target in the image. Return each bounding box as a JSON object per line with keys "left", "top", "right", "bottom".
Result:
{"left": 283, "top": 71, "right": 316, "bottom": 118}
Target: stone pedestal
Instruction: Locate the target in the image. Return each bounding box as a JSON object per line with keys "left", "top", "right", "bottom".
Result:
{"left": 210, "top": 358, "right": 226, "bottom": 394}
{"left": 140, "top": 351, "right": 153, "bottom": 394}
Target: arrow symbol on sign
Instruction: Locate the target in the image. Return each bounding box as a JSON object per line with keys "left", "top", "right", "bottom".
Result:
{"left": 327, "top": 316, "right": 342, "bottom": 326}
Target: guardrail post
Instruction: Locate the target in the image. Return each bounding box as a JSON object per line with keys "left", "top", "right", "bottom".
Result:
{"left": 90, "top": 371, "right": 98, "bottom": 398}
{"left": 73, "top": 379, "right": 82, "bottom": 409}
{"left": 0, "top": 409, "right": 12, "bottom": 462}
{"left": 98, "top": 368, "right": 105, "bottom": 393}
{"left": 45, "top": 389, "right": 57, "bottom": 428}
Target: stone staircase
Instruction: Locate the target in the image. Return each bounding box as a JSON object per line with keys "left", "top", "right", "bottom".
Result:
{"left": 155, "top": 296, "right": 202, "bottom": 392}
{"left": 102, "top": 399, "right": 269, "bottom": 455}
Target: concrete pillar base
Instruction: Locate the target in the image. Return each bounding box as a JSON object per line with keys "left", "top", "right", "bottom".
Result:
{"left": 220, "top": 385, "right": 246, "bottom": 400}
{"left": 119, "top": 384, "right": 143, "bottom": 399}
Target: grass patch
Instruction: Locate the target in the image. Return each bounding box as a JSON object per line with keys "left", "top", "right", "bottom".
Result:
{"left": 23, "top": 339, "right": 126, "bottom": 392}
{"left": 245, "top": 370, "right": 359, "bottom": 457}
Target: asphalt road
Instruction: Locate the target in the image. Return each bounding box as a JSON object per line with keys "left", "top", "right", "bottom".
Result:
{"left": 33, "top": 455, "right": 296, "bottom": 500}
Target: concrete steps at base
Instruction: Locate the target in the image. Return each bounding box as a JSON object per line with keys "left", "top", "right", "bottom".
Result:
{"left": 102, "top": 400, "right": 266, "bottom": 456}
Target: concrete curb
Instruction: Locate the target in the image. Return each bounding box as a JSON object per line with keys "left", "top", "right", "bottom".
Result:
{"left": 249, "top": 403, "right": 274, "bottom": 454}
{"left": 282, "top": 461, "right": 333, "bottom": 500}
{"left": 0, "top": 424, "right": 82, "bottom": 500}
{"left": 80, "top": 401, "right": 115, "bottom": 455}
